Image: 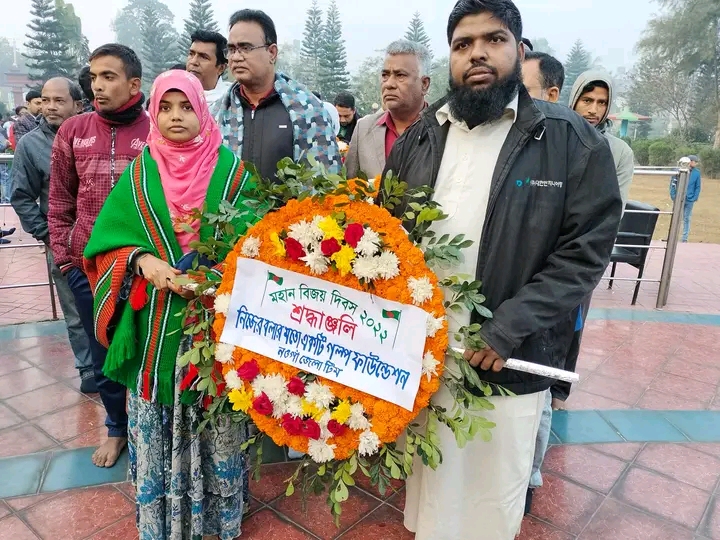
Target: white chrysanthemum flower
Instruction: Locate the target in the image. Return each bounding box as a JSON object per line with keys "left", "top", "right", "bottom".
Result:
{"left": 214, "top": 293, "right": 231, "bottom": 315}
{"left": 251, "top": 374, "right": 288, "bottom": 404}
{"left": 272, "top": 395, "right": 290, "bottom": 419}
{"left": 376, "top": 250, "right": 400, "bottom": 280}
{"left": 300, "top": 249, "right": 329, "bottom": 275}
{"left": 408, "top": 276, "right": 434, "bottom": 305}
{"left": 240, "top": 236, "right": 261, "bottom": 258}
{"left": 307, "top": 439, "right": 336, "bottom": 463}
{"left": 285, "top": 395, "right": 304, "bottom": 418}
{"left": 305, "top": 381, "right": 335, "bottom": 409}
{"left": 348, "top": 403, "right": 371, "bottom": 431}
{"left": 287, "top": 219, "right": 323, "bottom": 246}
{"left": 358, "top": 430, "right": 381, "bottom": 456}
{"left": 426, "top": 314, "right": 445, "bottom": 338}
{"left": 224, "top": 369, "right": 243, "bottom": 390}
{"left": 355, "top": 228, "right": 381, "bottom": 256}
{"left": 318, "top": 411, "right": 333, "bottom": 440}
{"left": 351, "top": 255, "right": 381, "bottom": 281}
{"left": 214, "top": 342, "right": 235, "bottom": 364}
{"left": 422, "top": 352, "right": 440, "bottom": 381}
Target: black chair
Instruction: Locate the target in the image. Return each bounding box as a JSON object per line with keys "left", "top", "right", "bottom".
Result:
{"left": 607, "top": 200, "right": 659, "bottom": 305}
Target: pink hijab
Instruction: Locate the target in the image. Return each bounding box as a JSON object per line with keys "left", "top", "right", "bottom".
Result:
{"left": 147, "top": 70, "right": 222, "bottom": 252}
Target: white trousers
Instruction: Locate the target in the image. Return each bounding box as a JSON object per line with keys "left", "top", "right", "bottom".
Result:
{"left": 403, "top": 381, "right": 544, "bottom": 540}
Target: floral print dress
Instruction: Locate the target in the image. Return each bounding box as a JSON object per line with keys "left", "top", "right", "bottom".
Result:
{"left": 128, "top": 343, "right": 249, "bottom": 540}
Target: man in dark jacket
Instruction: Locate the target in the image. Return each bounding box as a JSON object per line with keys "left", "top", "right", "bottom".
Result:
{"left": 49, "top": 43, "right": 150, "bottom": 469}
{"left": 214, "top": 9, "right": 340, "bottom": 179}
{"left": 10, "top": 77, "right": 95, "bottom": 394}
{"left": 334, "top": 91, "right": 359, "bottom": 143}
{"left": 387, "top": 1, "right": 621, "bottom": 538}
{"left": 12, "top": 89, "right": 44, "bottom": 142}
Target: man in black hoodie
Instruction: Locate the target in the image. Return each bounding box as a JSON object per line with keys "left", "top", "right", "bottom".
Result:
{"left": 10, "top": 77, "right": 95, "bottom": 394}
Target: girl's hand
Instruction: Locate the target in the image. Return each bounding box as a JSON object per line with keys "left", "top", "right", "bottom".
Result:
{"left": 136, "top": 254, "right": 181, "bottom": 292}
{"left": 172, "top": 274, "right": 197, "bottom": 300}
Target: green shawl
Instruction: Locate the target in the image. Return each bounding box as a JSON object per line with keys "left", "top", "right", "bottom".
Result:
{"left": 83, "top": 145, "right": 254, "bottom": 405}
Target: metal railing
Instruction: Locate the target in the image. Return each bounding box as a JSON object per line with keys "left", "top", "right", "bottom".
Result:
{"left": 0, "top": 153, "right": 58, "bottom": 319}
{"left": 0, "top": 153, "right": 691, "bottom": 314}
{"left": 596, "top": 166, "right": 687, "bottom": 308}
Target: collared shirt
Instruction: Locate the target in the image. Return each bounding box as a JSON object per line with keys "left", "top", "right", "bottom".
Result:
{"left": 238, "top": 85, "right": 276, "bottom": 110}
{"left": 431, "top": 93, "right": 518, "bottom": 334}
{"left": 376, "top": 104, "right": 427, "bottom": 159}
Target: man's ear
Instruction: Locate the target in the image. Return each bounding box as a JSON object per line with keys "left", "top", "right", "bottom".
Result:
{"left": 421, "top": 75, "right": 431, "bottom": 95}
{"left": 546, "top": 87, "right": 560, "bottom": 103}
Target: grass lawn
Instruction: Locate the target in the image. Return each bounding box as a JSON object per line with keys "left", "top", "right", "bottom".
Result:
{"left": 629, "top": 174, "right": 720, "bottom": 244}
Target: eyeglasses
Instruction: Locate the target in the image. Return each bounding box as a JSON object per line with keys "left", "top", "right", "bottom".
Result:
{"left": 223, "top": 44, "right": 269, "bottom": 58}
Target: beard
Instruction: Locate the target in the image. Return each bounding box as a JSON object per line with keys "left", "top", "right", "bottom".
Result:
{"left": 447, "top": 58, "right": 522, "bottom": 129}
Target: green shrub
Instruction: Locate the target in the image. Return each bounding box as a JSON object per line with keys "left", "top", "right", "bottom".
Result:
{"left": 631, "top": 139, "right": 652, "bottom": 165}
{"left": 698, "top": 148, "right": 720, "bottom": 178}
{"left": 649, "top": 141, "right": 675, "bottom": 166}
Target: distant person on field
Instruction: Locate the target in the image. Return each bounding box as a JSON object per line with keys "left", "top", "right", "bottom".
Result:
{"left": 671, "top": 155, "right": 702, "bottom": 242}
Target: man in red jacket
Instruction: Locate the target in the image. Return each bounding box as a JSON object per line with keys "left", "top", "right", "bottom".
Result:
{"left": 48, "top": 43, "right": 150, "bottom": 468}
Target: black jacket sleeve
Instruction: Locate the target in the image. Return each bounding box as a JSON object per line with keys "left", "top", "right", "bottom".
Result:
{"left": 479, "top": 137, "right": 622, "bottom": 360}
{"left": 10, "top": 140, "right": 48, "bottom": 243}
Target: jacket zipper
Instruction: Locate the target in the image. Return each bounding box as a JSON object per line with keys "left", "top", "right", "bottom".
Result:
{"left": 110, "top": 127, "right": 117, "bottom": 188}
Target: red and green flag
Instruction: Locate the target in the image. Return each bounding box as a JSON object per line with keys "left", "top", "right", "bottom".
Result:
{"left": 382, "top": 309, "right": 401, "bottom": 321}
{"left": 267, "top": 272, "right": 283, "bottom": 285}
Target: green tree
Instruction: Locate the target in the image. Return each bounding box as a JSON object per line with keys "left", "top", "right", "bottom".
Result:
{"left": 55, "top": 0, "right": 90, "bottom": 68}
{"left": 560, "top": 39, "right": 592, "bottom": 105}
{"left": 529, "top": 37, "right": 555, "bottom": 56}
{"left": 113, "top": 0, "right": 175, "bottom": 57}
{"left": 351, "top": 55, "right": 383, "bottom": 115}
{"left": 627, "top": 53, "right": 697, "bottom": 139}
{"left": 638, "top": 0, "right": 720, "bottom": 148}
{"left": 182, "top": 0, "right": 219, "bottom": 51}
{"left": 405, "top": 11, "right": 432, "bottom": 56}
{"left": 318, "top": 0, "right": 350, "bottom": 99}
{"left": 428, "top": 56, "right": 449, "bottom": 104}
{"left": 299, "top": 0, "right": 324, "bottom": 92}
{"left": 277, "top": 40, "right": 303, "bottom": 82}
{"left": 23, "top": 0, "right": 79, "bottom": 82}
{"left": 140, "top": 3, "right": 180, "bottom": 85}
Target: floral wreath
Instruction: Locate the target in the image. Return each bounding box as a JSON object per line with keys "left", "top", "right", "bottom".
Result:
{"left": 178, "top": 167, "right": 497, "bottom": 523}
{"left": 211, "top": 190, "right": 448, "bottom": 462}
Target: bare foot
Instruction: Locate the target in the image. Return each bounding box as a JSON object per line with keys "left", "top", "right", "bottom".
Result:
{"left": 551, "top": 398, "right": 566, "bottom": 411}
{"left": 91, "top": 436, "right": 127, "bottom": 468}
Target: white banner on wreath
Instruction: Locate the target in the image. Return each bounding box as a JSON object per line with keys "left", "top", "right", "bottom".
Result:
{"left": 219, "top": 258, "right": 428, "bottom": 410}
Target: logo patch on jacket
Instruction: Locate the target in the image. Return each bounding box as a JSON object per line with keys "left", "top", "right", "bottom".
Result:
{"left": 515, "top": 177, "right": 563, "bottom": 188}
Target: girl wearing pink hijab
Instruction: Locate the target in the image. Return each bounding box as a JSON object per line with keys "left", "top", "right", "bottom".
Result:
{"left": 85, "top": 70, "right": 256, "bottom": 539}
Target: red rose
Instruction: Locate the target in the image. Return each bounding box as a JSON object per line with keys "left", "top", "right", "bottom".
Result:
{"left": 287, "top": 376, "right": 306, "bottom": 396}
{"left": 281, "top": 414, "right": 304, "bottom": 435}
{"left": 236, "top": 360, "right": 260, "bottom": 381}
{"left": 344, "top": 223, "right": 365, "bottom": 248}
{"left": 301, "top": 418, "right": 321, "bottom": 440}
{"left": 320, "top": 238, "right": 341, "bottom": 256}
{"left": 253, "top": 392, "right": 274, "bottom": 415}
{"left": 327, "top": 419, "right": 347, "bottom": 437}
{"left": 284, "top": 237, "right": 306, "bottom": 261}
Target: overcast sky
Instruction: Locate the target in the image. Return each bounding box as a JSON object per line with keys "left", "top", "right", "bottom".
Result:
{"left": 4, "top": 0, "right": 659, "bottom": 72}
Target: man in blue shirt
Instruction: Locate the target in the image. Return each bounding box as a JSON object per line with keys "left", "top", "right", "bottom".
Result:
{"left": 671, "top": 155, "right": 702, "bottom": 242}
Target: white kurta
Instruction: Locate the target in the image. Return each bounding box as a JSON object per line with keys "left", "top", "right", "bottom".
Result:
{"left": 404, "top": 96, "right": 545, "bottom": 540}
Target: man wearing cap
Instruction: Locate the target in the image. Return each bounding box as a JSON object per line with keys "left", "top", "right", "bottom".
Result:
{"left": 671, "top": 155, "right": 702, "bottom": 242}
